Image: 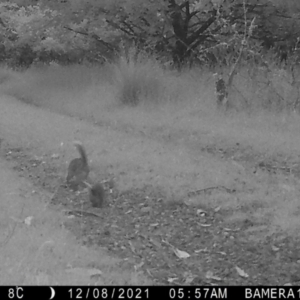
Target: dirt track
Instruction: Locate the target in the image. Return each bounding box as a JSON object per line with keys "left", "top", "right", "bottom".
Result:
{"left": 1, "top": 94, "right": 300, "bottom": 285}
{"left": 0, "top": 95, "right": 152, "bottom": 284}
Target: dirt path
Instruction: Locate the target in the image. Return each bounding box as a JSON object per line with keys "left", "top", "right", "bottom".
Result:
{"left": 0, "top": 155, "right": 152, "bottom": 284}
{"left": 0, "top": 95, "right": 151, "bottom": 285}
{"left": 1, "top": 94, "right": 300, "bottom": 285}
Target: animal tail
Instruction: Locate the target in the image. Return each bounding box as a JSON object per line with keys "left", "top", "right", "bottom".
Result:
{"left": 74, "top": 141, "right": 88, "bottom": 167}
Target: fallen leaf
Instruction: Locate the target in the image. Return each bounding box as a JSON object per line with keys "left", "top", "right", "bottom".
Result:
{"left": 198, "top": 223, "right": 212, "bottom": 227}
{"left": 88, "top": 269, "right": 103, "bottom": 278}
{"left": 184, "top": 274, "right": 196, "bottom": 284}
{"left": 206, "top": 271, "right": 222, "bottom": 281}
{"left": 214, "top": 206, "right": 221, "bottom": 212}
{"left": 211, "top": 275, "right": 222, "bottom": 281}
{"left": 24, "top": 216, "right": 33, "bottom": 226}
{"left": 272, "top": 245, "right": 280, "bottom": 252}
{"left": 168, "top": 277, "right": 178, "bottom": 283}
{"left": 173, "top": 248, "right": 190, "bottom": 259}
{"left": 235, "top": 266, "right": 249, "bottom": 278}
{"left": 195, "top": 248, "right": 208, "bottom": 253}
{"left": 185, "top": 277, "right": 195, "bottom": 284}
{"left": 224, "top": 228, "right": 233, "bottom": 231}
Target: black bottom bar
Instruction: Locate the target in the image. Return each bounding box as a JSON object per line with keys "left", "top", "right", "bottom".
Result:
{"left": 1, "top": 286, "right": 299, "bottom": 300}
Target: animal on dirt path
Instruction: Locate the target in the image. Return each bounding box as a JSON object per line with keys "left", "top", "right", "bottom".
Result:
{"left": 83, "top": 181, "right": 105, "bottom": 208}
{"left": 66, "top": 141, "right": 90, "bottom": 189}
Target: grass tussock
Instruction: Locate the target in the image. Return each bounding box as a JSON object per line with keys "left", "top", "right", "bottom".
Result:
{"left": 113, "top": 50, "right": 167, "bottom": 106}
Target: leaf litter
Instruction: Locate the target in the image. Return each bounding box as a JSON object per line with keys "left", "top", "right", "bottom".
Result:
{"left": 4, "top": 145, "right": 300, "bottom": 285}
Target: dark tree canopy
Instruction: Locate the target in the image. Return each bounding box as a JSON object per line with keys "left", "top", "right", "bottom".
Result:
{"left": 0, "top": 0, "right": 299, "bottom": 67}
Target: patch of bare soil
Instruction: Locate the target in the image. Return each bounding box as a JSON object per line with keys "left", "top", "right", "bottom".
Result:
{"left": 2, "top": 141, "right": 300, "bottom": 286}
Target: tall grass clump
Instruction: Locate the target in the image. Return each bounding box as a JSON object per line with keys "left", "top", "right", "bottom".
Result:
{"left": 112, "top": 48, "right": 168, "bottom": 106}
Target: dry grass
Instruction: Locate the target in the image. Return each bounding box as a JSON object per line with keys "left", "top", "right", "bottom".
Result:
{"left": 1, "top": 56, "right": 300, "bottom": 167}
{"left": 2, "top": 58, "right": 300, "bottom": 188}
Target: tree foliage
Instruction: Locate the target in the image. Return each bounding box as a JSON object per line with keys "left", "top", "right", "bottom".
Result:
{"left": 0, "top": 0, "right": 299, "bottom": 68}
